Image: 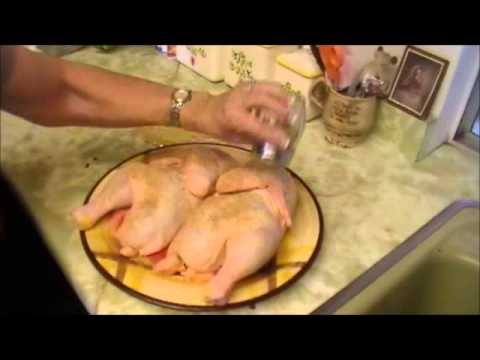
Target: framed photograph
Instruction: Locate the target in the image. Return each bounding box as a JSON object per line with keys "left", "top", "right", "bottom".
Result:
{"left": 388, "top": 46, "right": 449, "bottom": 120}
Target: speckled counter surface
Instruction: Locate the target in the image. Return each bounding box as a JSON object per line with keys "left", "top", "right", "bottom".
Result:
{"left": 1, "top": 46, "right": 478, "bottom": 314}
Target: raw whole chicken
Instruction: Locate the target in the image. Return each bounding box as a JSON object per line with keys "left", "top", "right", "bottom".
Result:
{"left": 154, "top": 161, "right": 298, "bottom": 305}
{"left": 73, "top": 147, "right": 238, "bottom": 257}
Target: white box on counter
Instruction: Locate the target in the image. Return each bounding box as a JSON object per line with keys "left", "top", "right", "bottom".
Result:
{"left": 224, "top": 45, "right": 299, "bottom": 87}
{"left": 274, "top": 48, "right": 324, "bottom": 121}
{"left": 176, "top": 46, "right": 227, "bottom": 82}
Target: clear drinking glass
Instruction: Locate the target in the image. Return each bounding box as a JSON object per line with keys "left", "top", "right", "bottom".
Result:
{"left": 252, "top": 93, "right": 306, "bottom": 166}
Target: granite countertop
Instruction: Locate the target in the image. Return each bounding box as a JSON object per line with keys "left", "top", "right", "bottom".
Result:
{"left": 1, "top": 46, "right": 478, "bottom": 314}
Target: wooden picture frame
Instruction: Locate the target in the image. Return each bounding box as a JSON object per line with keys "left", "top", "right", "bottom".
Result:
{"left": 388, "top": 46, "right": 449, "bottom": 120}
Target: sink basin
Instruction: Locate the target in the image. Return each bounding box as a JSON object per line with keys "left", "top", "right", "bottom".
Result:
{"left": 314, "top": 200, "right": 479, "bottom": 315}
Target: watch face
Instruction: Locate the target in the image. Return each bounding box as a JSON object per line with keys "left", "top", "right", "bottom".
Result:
{"left": 175, "top": 89, "right": 190, "bottom": 103}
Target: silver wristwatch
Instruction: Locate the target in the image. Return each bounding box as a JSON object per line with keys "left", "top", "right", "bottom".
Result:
{"left": 170, "top": 89, "right": 192, "bottom": 127}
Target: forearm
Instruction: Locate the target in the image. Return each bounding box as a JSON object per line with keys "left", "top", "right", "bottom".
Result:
{"left": 0, "top": 46, "right": 211, "bottom": 129}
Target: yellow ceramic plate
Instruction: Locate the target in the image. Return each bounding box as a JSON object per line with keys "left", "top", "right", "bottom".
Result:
{"left": 80, "top": 143, "right": 324, "bottom": 311}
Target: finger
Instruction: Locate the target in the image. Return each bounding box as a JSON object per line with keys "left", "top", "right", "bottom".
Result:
{"left": 245, "top": 93, "right": 289, "bottom": 123}
{"left": 254, "top": 83, "right": 290, "bottom": 107}
{"left": 252, "top": 108, "right": 284, "bottom": 127}
{"left": 237, "top": 112, "right": 289, "bottom": 148}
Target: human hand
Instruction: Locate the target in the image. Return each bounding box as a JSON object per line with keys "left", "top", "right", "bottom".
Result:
{"left": 189, "top": 81, "right": 291, "bottom": 148}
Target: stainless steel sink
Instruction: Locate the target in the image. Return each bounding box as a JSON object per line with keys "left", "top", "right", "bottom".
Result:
{"left": 314, "top": 200, "right": 479, "bottom": 315}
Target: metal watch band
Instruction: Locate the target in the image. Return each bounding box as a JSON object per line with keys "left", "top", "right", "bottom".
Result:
{"left": 170, "top": 89, "right": 192, "bottom": 127}
{"left": 170, "top": 103, "right": 182, "bottom": 127}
